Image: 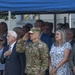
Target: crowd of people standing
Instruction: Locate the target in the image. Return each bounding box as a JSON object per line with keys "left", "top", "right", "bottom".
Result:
{"left": 0, "top": 20, "right": 75, "bottom": 75}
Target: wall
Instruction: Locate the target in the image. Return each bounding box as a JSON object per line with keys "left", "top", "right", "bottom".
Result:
{"left": 0, "top": 14, "right": 75, "bottom": 30}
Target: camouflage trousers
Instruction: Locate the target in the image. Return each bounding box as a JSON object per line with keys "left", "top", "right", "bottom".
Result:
{"left": 26, "top": 68, "right": 45, "bottom": 75}
{"left": 26, "top": 74, "right": 44, "bottom": 75}
{"left": 26, "top": 72, "right": 45, "bottom": 75}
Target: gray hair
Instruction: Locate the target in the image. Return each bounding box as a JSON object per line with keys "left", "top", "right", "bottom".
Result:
{"left": 65, "top": 28, "right": 74, "bottom": 36}
{"left": 55, "top": 29, "right": 66, "bottom": 46}
{"left": 8, "top": 30, "right": 17, "bottom": 38}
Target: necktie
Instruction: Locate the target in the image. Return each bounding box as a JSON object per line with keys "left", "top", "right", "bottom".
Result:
{"left": 8, "top": 45, "right": 12, "bottom": 58}
{"left": 9, "top": 45, "right": 11, "bottom": 50}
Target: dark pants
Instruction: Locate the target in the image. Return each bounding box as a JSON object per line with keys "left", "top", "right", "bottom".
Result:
{"left": 45, "top": 67, "right": 49, "bottom": 75}
{"left": 0, "top": 70, "right": 4, "bottom": 75}
{"left": 25, "top": 73, "right": 27, "bottom": 75}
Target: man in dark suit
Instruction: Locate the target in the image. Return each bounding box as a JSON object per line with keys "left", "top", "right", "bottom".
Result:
{"left": 66, "top": 28, "right": 75, "bottom": 47}
{"left": 35, "top": 20, "right": 52, "bottom": 51}
{"left": 40, "top": 33, "right": 52, "bottom": 51}
{"left": 1, "top": 30, "right": 25, "bottom": 75}
{"left": 13, "top": 27, "right": 26, "bottom": 75}
{"left": 34, "top": 20, "right": 52, "bottom": 75}
{"left": 66, "top": 28, "right": 75, "bottom": 75}
{"left": 44, "top": 22, "right": 55, "bottom": 43}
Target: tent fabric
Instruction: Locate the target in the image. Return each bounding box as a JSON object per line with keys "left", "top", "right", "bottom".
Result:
{"left": 0, "top": 0, "right": 75, "bottom": 13}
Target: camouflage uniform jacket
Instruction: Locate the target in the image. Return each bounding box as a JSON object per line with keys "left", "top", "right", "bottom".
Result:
{"left": 16, "top": 39, "right": 49, "bottom": 75}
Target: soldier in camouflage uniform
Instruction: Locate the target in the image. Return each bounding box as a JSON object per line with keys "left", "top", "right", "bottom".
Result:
{"left": 16, "top": 27, "right": 49, "bottom": 75}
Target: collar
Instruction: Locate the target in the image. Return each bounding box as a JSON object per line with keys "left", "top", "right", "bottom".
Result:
{"left": 10, "top": 41, "right": 16, "bottom": 50}
{"left": 39, "top": 32, "right": 43, "bottom": 38}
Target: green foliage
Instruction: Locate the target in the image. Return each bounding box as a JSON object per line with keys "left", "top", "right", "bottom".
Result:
{"left": 0, "top": 15, "right": 16, "bottom": 21}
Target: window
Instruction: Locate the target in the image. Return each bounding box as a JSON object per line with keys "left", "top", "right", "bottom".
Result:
{"left": 23, "top": 14, "right": 39, "bottom": 20}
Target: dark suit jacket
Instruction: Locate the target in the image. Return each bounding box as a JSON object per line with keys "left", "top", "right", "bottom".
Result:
{"left": 69, "top": 40, "right": 75, "bottom": 69}
{"left": 1, "top": 43, "right": 25, "bottom": 75}
{"left": 40, "top": 33, "right": 52, "bottom": 75}
{"left": 40, "top": 33, "right": 52, "bottom": 52}
{"left": 70, "top": 39, "right": 75, "bottom": 47}
{"left": 69, "top": 39, "right": 75, "bottom": 70}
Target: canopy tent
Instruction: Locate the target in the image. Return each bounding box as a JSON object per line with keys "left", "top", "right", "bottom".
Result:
{"left": 0, "top": 0, "right": 75, "bottom": 14}
{"left": 0, "top": 0, "right": 74, "bottom": 31}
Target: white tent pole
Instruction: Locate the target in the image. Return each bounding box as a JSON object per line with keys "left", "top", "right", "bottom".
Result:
{"left": 69, "top": 14, "right": 71, "bottom": 28}
{"left": 8, "top": 11, "right": 11, "bottom": 30}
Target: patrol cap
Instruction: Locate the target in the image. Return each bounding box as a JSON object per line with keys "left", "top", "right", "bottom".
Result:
{"left": 29, "top": 27, "right": 40, "bottom": 33}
